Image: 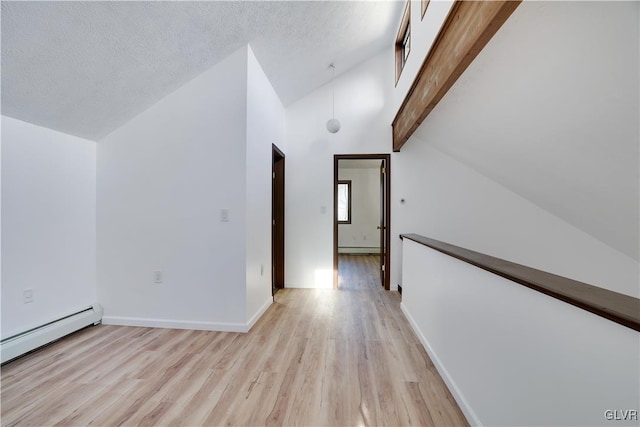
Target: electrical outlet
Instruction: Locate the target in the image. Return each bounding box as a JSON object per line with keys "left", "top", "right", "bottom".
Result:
{"left": 23, "top": 289, "right": 34, "bottom": 304}
{"left": 154, "top": 271, "right": 163, "bottom": 284}
{"left": 220, "top": 209, "right": 229, "bottom": 222}
{"left": 320, "top": 206, "right": 326, "bottom": 214}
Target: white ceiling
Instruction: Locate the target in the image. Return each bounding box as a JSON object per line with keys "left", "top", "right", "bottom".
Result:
{"left": 1, "top": 0, "right": 403, "bottom": 140}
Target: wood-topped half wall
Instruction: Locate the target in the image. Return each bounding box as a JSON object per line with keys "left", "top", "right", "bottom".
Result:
{"left": 392, "top": 0, "right": 521, "bottom": 151}
{"left": 401, "top": 234, "right": 640, "bottom": 332}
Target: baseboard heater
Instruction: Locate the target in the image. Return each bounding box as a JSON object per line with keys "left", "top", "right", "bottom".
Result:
{"left": 1, "top": 303, "right": 103, "bottom": 364}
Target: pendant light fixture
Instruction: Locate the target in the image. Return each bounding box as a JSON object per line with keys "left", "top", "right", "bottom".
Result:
{"left": 326, "top": 63, "right": 341, "bottom": 134}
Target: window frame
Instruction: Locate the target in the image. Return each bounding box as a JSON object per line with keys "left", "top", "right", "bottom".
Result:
{"left": 421, "top": 0, "right": 430, "bottom": 20}
{"left": 337, "top": 180, "right": 352, "bottom": 224}
{"left": 395, "top": 0, "right": 411, "bottom": 85}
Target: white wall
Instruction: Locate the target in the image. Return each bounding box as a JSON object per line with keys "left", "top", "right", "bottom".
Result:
{"left": 285, "top": 51, "right": 394, "bottom": 288}
{"left": 338, "top": 166, "right": 380, "bottom": 252}
{"left": 0, "top": 118, "right": 2, "bottom": 337}
{"left": 413, "top": 1, "right": 639, "bottom": 263}
{"left": 391, "top": 1, "right": 639, "bottom": 297}
{"left": 393, "top": 142, "right": 640, "bottom": 298}
{"left": 395, "top": 5, "right": 640, "bottom": 406}
{"left": 1, "top": 116, "right": 96, "bottom": 339}
{"left": 245, "top": 45, "right": 284, "bottom": 324}
{"left": 97, "top": 47, "right": 249, "bottom": 331}
{"left": 402, "top": 239, "right": 640, "bottom": 426}
{"left": 284, "top": 0, "right": 639, "bottom": 294}
{"left": 282, "top": 0, "right": 458, "bottom": 289}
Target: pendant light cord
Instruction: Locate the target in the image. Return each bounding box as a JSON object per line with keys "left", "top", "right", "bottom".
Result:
{"left": 326, "top": 63, "right": 340, "bottom": 134}
{"left": 331, "top": 64, "right": 335, "bottom": 119}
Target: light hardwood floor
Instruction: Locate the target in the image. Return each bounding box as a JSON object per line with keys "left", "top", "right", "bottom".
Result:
{"left": 1, "top": 256, "right": 468, "bottom": 426}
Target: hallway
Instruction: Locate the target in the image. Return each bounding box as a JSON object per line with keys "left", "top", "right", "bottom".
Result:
{"left": 1, "top": 259, "right": 467, "bottom": 426}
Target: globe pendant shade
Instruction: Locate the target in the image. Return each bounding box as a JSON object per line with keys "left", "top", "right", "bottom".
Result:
{"left": 327, "top": 118, "right": 341, "bottom": 133}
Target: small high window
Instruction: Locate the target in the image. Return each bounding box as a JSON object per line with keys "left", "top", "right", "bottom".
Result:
{"left": 337, "top": 180, "right": 351, "bottom": 224}
{"left": 395, "top": 0, "right": 411, "bottom": 84}
{"left": 421, "top": 0, "right": 430, "bottom": 20}
{"left": 402, "top": 24, "right": 411, "bottom": 63}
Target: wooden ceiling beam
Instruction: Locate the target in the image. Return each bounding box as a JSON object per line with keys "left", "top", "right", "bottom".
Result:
{"left": 392, "top": 0, "right": 521, "bottom": 152}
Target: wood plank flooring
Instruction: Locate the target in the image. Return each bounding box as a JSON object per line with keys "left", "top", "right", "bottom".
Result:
{"left": 1, "top": 255, "right": 468, "bottom": 426}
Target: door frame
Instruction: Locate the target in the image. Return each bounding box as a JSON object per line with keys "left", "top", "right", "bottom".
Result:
{"left": 272, "top": 144, "right": 286, "bottom": 296}
{"left": 333, "top": 154, "right": 391, "bottom": 290}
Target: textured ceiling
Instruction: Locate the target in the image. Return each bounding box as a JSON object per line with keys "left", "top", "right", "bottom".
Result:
{"left": 1, "top": 1, "right": 402, "bottom": 140}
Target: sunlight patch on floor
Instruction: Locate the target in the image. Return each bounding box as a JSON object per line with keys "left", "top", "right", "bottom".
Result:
{"left": 313, "top": 268, "right": 333, "bottom": 288}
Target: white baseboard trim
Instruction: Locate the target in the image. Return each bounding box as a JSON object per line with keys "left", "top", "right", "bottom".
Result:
{"left": 400, "top": 302, "right": 482, "bottom": 427}
{"left": 247, "top": 297, "right": 273, "bottom": 331}
{"left": 102, "top": 316, "right": 249, "bottom": 333}
{"left": 338, "top": 247, "right": 381, "bottom": 254}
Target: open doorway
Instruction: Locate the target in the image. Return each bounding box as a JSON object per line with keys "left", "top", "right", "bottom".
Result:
{"left": 333, "top": 154, "right": 390, "bottom": 290}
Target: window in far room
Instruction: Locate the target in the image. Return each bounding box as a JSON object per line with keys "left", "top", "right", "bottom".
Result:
{"left": 337, "top": 180, "right": 351, "bottom": 224}
{"left": 395, "top": 0, "right": 411, "bottom": 84}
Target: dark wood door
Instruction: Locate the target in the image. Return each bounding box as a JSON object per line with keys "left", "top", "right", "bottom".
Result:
{"left": 379, "top": 159, "right": 387, "bottom": 288}
{"left": 272, "top": 145, "right": 285, "bottom": 295}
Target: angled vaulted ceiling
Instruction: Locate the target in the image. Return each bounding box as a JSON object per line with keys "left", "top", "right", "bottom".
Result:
{"left": 1, "top": 1, "right": 402, "bottom": 140}
{"left": 415, "top": 1, "right": 639, "bottom": 261}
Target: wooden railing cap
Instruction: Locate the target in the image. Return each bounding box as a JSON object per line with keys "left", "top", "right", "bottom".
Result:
{"left": 400, "top": 233, "right": 640, "bottom": 332}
